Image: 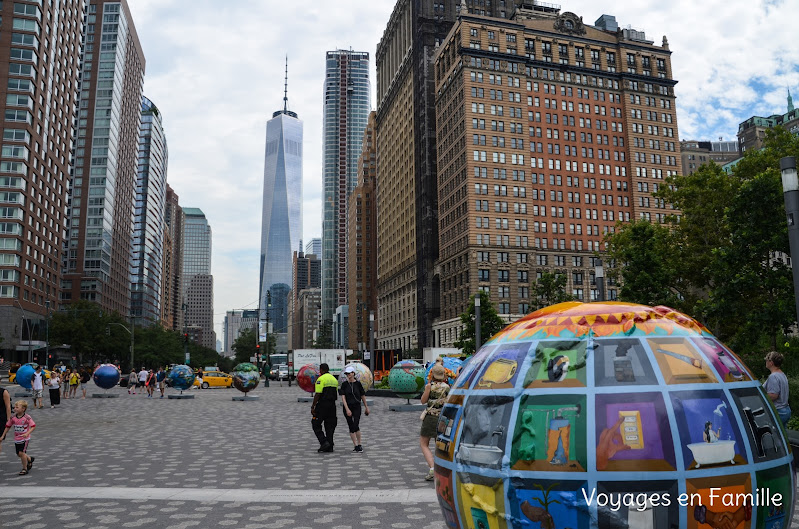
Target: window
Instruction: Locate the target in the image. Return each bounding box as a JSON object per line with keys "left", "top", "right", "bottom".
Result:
{"left": 498, "top": 302, "right": 510, "bottom": 314}
{"left": 498, "top": 270, "right": 509, "bottom": 282}
{"left": 478, "top": 269, "right": 490, "bottom": 281}
{"left": 12, "top": 18, "right": 39, "bottom": 33}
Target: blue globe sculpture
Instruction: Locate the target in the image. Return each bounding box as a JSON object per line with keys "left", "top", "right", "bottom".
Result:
{"left": 15, "top": 363, "right": 38, "bottom": 390}
{"left": 425, "top": 356, "right": 464, "bottom": 386}
{"left": 232, "top": 362, "right": 260, "bottom": 393}
{"left": 167, "top": 365, "right": 195, "bottom": 391}
{"left": 92, "top": 364, "right": 120, "bottom": 390}
{"left": 434, "top": 302, "right": 795, "bottom": 529}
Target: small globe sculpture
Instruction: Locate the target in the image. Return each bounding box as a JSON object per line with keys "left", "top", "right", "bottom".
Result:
{"left": 92, "top": 364, "right": 120, "bottom": 390}
{"left": 15, "top": 362, "right": 39, "bottom": 390}
{"left": 338, "top": 362, "right": 374, "bottom": 390}
{"left": 232, "top": 362, "right": 260, "bottom": 393}
{"left": 388, "top": 360, "right": 426, "bottom": 401}
{"left": 424, "top": 356, "right": 464, "bottom": 385}
{"left": 296, "top": 364, "right": 320, "bottom": 393}
{"left": 434, "top": 302, "right": 795, "bottom": 529}
{"left": 167, "top": 365, "right": 195, "bottom": 392}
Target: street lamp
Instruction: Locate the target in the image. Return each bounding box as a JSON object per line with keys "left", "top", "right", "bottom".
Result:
{"left": 595, "top": 258, "right": 605, "bottom": 302}
{"left": 369, "top": 311, "right": 375, "bottom": 377}
{"left": 107, "top": 321, "right": 134, "bottom": 371}
{"left": 45, "top": 300, "right": 50, "bottom": 368}
{"left": 474, "top": 294, "right": 481, "bottom": 352}
{"left": 13, "top": 299, "right": 32, "bottom": 364}
{"left": 780, "top": 156, "right": 799, "bottom": 324}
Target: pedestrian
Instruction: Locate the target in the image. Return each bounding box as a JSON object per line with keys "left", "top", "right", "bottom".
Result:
{"left": 68, "top": 369, "right": 80, "bottom": 399}
{"left": 339, "top": 365, "right": 370, "bottom": 453}
{"left": 47, "top": 370, "right": 61, "bottom": 408}
{"left": 127, "top": 370, "right": 138, "bottom": 395}
{"left": 138, "top": 366, "right": 148, "bottom": 393}
{"left": 156, "top": 367, "right": 166, "bottom": 398}
{"left": 80, "top": 368, "right": 91, "bottom": 399}
{"left": 0, "top": 382, "right": 10, "bottom": 445}
{"left": 420, "top": 364, "right": 450, "bottom": 481}
{"left": 196, "top": 368, "right": 204, "bottom": 389}
{"left": 311, "top": 363, "right": 339, "bottom": 452}
{"left": 0, "top": 400, "right": 36, "bottom": 475}
{"left": 62, "top": 368, "right": 71, "bottom": 399}
{"left": 764, "top": 351, "right": 791, "bottom": 427}
{"left": 30, "top": 365, "right": 44, "bottom": 409}
{"left": 146, "top": 370, "right": 156, "bottom": 398}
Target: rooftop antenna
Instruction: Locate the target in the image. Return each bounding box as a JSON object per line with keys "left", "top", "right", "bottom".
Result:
{"left": 283, "top": 56, "right": 289, "bottom": 113}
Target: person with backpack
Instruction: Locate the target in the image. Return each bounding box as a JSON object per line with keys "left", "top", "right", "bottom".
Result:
{"left": 80, "top": 368, "right": 91, "bottom": 399}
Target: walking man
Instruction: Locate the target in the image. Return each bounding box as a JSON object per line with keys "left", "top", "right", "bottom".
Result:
{"left": 30, "top": 365, "right": 44, "bottom": 409}
{"left": 311, "top": 363, "right": 339, "bottom": 452}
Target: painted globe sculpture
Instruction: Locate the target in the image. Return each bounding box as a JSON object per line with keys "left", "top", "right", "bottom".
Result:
{"left": 232, "top": 362, "right": 260, "bottom": 393}
{"left": 296, "top": 364, "right": 320, "bottom": 393}
{"left": 338, "top": 362, "right": 374, "bottom": 390}
{"left": 14, "top": 363, "right": 38, "bottom": 390}
{"left": 388, "top": 360, "right": 426, "bottom": 399}
{"left": 425, "top": 356, "right": 464, "bottom": 386}
{"left": 434, "top": 302, "right": 795, "bottom": 529}
{"left": 167, "top": 365, "right": 195, "bottom": 391}
{"left": 92, "top": 364, "right": 120, "bottom": 390}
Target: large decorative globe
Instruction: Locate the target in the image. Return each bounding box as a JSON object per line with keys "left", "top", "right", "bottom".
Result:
{"left": 434, "top": 302, "right": 795, "bottom": 529}
{"left": 92, "top": 364, "right": 120, "bottom": 390}
{"left": 167, "top": 365, "right": 195, "bottom": 391}
{"left": 232, "top": 362, "right": 260, "bottom": 393}
{"left": 15, "top": 363, "right": 38, "bottom": 390}
{"left": 425, "top": 356, "right": 464, "bottom": 386}
{"left": 338, "top": 363, "right": 374, "bottom": 391}
{"left": 296, "top": 364, "right": 320, "bottom": 393}
{"left": 388, "top": 360, "right": 426, "bottom": 399}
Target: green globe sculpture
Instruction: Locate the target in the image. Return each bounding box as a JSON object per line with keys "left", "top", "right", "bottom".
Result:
{"left": 388, "top": 360, "right": 426, "bottom": 400}
{"left": 232, "top": 362, "right": 260, "bottom": 393}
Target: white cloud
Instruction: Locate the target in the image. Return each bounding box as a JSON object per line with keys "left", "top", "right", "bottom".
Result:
{"left": 126, "top": 0, "right": 799, "bottom": 337}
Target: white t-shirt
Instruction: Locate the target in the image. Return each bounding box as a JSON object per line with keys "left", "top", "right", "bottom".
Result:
{"left": 48, "top": 376, "right": 60, "bottom": 389}
{"left": 139, "top": 369, "right": 148, "bottom": 382}
{"left": 32, "top": 371, "right": 44, "bottom": 390}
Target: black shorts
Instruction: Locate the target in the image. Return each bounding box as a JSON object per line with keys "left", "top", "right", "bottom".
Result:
{"left": 15, "top": 441, "right": 28, "bottom": 454}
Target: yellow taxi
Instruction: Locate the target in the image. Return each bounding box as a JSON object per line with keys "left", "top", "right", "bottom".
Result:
{"left": 193, "top": 371, "right": 233, "bottom": 389}
{"left": 9, "top": 369, "right": 52, "bottom": 384}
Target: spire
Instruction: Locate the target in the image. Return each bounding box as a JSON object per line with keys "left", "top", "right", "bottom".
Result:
{"left": 789, "top": 88, "right": 794, "bottom": 112}
{"left": 283, "top": 56, "right": 289, "bottom": 113}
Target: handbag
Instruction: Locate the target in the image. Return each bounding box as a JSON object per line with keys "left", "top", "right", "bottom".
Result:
{"left": 420, "top": 408, "right": 428, "bottom": 420}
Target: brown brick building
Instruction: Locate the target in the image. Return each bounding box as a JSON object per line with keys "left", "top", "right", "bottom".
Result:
{"left": 432, "top": 7, "right": 682, "bottom": 345}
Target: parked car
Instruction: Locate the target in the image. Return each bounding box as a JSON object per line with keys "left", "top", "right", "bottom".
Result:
{"left": 278, "top": 365, "right": 289, "bottom": 380}
{"left": 9, "top": 369, "right": 52, "bottom": 384}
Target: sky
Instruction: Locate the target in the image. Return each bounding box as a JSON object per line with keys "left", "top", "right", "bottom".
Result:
{"left": 125, "top": 0, "right": 799, "bottom": 344}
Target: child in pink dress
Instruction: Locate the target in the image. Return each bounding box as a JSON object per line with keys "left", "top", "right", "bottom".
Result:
{"left": 0, "top": 400, "right": 36, "bottom": 475}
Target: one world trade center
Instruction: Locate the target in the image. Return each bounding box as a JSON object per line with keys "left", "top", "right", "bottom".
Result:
{"left": 260, "top": 64, "right": 302, "bottom": 337}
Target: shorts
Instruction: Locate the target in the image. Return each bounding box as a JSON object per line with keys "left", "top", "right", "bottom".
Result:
{"left": 158, "top": 381, "right": 165, "bottom": 389}
{"left": 32, "top": 389, "right": 43, "bottom": 399}
{"left": 15, "top": 441, "right": 28, "bottom": 455}
{"left": 420, "top": 413, "right": 440, "bottom": 438}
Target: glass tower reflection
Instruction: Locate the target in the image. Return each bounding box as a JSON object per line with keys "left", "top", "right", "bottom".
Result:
{"left": 260, "top": 99, "right": 302, "bottom": 334}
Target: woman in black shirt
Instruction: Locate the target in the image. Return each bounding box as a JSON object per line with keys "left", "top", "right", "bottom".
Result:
{"left": 339, "top": 366, "right": 370, "bottom": 452}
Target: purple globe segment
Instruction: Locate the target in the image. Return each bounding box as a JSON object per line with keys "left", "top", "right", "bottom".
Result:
{"left": 92, "top": 364, "right": 120, "bottom": 390}
{"left": 434, "top": 302, "right": 795, "bottom": 529}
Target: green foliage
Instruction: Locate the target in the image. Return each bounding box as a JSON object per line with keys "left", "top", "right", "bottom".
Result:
{"left": 532, "top": 271, "right": 574, "bottom": 311}
{"left": 454, "top": 291, "right": 506, "bottom": 355}
{"left": 313, "top": 321, "right": 335, "bottom": 348}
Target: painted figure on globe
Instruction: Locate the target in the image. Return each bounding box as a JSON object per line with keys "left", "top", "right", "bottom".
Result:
{"left": 433, "top": 302, "right": 795, "bottom": 529}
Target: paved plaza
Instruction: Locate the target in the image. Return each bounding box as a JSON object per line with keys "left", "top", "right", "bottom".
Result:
{"left": 0, "top": 382, "right": 445, "bottom": 528}
{"left": 1, "top": 381, "right": 799, "bottom": 528}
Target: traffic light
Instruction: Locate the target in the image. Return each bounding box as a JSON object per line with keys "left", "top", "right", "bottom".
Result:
{"left": 183, "top": 333, "right": 188, "bottom": 343}
{"left": 105, "top": 327, "right": 110, "bottom": 336}
{"left": 256, "top": 344, "right": 260, "bottom": 350}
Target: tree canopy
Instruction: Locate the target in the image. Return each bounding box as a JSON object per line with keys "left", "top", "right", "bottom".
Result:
{"left": 454, "top": 291, "right": 507, "bottom": 355}
{"left": 532, "top": 271, "right": 575, "bottom": 311}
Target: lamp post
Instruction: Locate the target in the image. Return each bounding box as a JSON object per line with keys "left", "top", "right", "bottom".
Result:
{"left": 45, "top": 300, "right": 50, "bottom": 368}
{"left": 107, "top": 322, "right": 134, "bottom": 371}
{"left": 368, "top": 311, "right": 375, "bottom": 377}
{"left": 474, "top": 294, "right": 481, "bottom": 353}
{"left": 595, "top": 258, "right": 605, "bottom": 302}
{"left": 13, "top": 299, "right": 32, "bottom": 364}
{"left": 780, "top": 156, "right": 799, "bottom": 324}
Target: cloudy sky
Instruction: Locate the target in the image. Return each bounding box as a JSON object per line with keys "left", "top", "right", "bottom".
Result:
{"left": 126, "top": 0, "right": 798, "bottom": 342}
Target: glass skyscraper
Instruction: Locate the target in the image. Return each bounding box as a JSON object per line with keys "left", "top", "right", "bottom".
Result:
{"left": 321, "top": 50, "right": 371, "bottom": 338}
{"left": 260, "top": 90, "right": 303, "bottom": 335}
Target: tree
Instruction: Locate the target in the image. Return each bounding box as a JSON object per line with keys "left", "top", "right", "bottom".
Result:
{"left": 532, "top": 271, "right": 574, "bottom": 310}
{"left": 313, "top": 321, "right": 336, "bottom": 348}
{"left": 232, "top": 327, "right": 257, "bottom": 365}
{"left": 454, "top": 291, "right": 506, "bottom": 355}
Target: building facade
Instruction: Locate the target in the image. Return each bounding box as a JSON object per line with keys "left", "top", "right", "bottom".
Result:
{"left": 161, "top": 185, "right": 183, "bottom": 331}
{"left": 431, "top": 7, "right": 681, "bottom": 345}
{"left": 289, "top": 250, "right": 321, "bottom": 348}
{"left": 680, "top": 140, "right": 739, "bottom": 175}
{"left": 304, "top": 238, "right": 321, "bottom": 256}
{"left": 737, "top": 92, "right": 799, "bottom": 153}
{"left": 182, "top": 207, "right": 214, "bottom": 349}
{"left": 63, "top": 0, "right": 145, "bottom": 316}
{"left": 223, "top": 309, "right": 257, "bottom": 356}
{"left": 130, "top": 96, "right": 167, "bottom": 326}
{"left": 321, "top": 50, "right": 371, "bottom": 341}
{"left": 259, "top": 90, "right": 302, "bottom": 336}
{"left": 0, "top": 0, "right": 87, "bottom": 362}
{"left": 346, "top": 111, "right": 378, "bottom": 352}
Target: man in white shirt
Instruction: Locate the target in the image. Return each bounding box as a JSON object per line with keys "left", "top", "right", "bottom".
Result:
{"left": 138, "top": 367, "right": 148, "bottom": 392}
{"left": 31, "top": 365, "right": 44, "bottom": 409}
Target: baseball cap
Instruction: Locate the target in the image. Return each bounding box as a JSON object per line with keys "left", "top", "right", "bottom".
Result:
{"left": 343, "top": 365, "right": 356, "bottom": 374}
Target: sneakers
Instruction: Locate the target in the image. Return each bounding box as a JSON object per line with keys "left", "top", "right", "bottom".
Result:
{"left": 318, "top": 442, "right": 332, "bottom": 453}
{"left": 352, "top": 445, "right": 364, "bottom": 453}
{"left": 425, "top": 468, "right": 435, "bottom": 481}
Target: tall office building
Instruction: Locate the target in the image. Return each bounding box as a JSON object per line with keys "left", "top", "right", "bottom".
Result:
{"left": 63, "top": 0, "right": 145, "bottom": 317}
{"left": 321, "top": 50, "right": 371, "bottom": 342}
{"left": 305, "top": 238, "right": 321, "bottom": 257}
{"left": 347, "top": 111, "right": 377, "bottom": 352}
{"left": 183, "top": 207, "right": 214, "bottom": 349}
{"left": 224, "top": 309, "right": 258, "bottom": 356}
{"left": 0, "top": 0, "right": 87, "bottom": 363}
{"left": 260, "top": 67, "right": 302, "bottom": 336}
{"left": 431, "top": 7, "right": 681, "bottom": 345}
{"left": 161, "top": 185, "right": 183, "bottom": 331}
{"left": 376, "top": 1, "right": 517, "bottom": 352}
{"left": 289, "top": 250, "right": 321, "bottom": 348}
{"left": 130, "top": 96, "right": 168, "bottom": 325}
